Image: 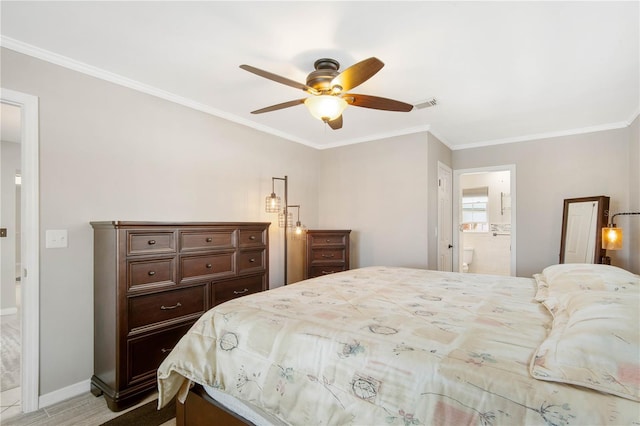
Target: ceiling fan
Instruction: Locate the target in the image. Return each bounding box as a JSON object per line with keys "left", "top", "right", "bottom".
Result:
{"left": 239, "top": 57, "right": 413, "bottom": 130}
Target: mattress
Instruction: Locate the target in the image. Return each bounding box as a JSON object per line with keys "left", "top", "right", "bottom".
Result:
{"left": 158, "top": 265, "right": 640, "bottom": 425}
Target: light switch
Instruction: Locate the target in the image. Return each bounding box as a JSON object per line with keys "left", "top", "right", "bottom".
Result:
{"left": 46, "top": 229, "right": 68, "bottom": 248}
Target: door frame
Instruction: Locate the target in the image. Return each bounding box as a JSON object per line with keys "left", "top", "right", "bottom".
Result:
{"left": 453, "top": 164, "right": 517, "bottom": 276}
{"left": 1, "top": 88, "right": 40, "bottom": 412}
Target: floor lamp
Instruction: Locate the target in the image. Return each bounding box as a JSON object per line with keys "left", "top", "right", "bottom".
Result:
{"left": 265, "top": 176, "right": 288, "bottom": 285}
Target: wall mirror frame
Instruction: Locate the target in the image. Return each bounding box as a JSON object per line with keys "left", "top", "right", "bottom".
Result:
{"left": 559, "top": 195, "right": 609, "bottom": 264}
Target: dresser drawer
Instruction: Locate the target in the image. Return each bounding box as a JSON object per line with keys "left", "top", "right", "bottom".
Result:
{"left": 127, "top": 257, "right": 176, "bottom": 291}
{"left": 127, "top": 322, "right": 193, "bottom": 385}
{"left": 308, "top": 233, "right": 347, "bottom": 247}
{"left": 238, "top": 228, "right": 266, "bottom": 247}
{"left": 308, "top": 265, "right": 347, "bottom": 278}
{"left": 127, "top": 231, "right": 176, "bottom": 255}
{"left": 180, "top": 230, "right": 235, "bottom": 252}
{"left": 238, "top": 249, "right": 265, "bottom": 274}
{"left": 128, "top": 285, "right": 206, "bottom": 332}
{"left": 213, "top": 275, "right": 263, "bottom": 306}
{"left": 180, "top": 252, "right": 235, "bottom": 282}
{"left": 309, "top": 248, "right": 346, "bottom": 264}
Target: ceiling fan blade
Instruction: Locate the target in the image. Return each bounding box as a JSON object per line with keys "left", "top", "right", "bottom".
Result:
{"left": 331, "top": 57, "right": 384, "bottom": 92}
{"left": 250, "top": 99, "right": 306, "bottom": 114}
{"left": 240, "top": 65, "right": 319, "bottom": 95}
{"left": 344, "top": 94, "right": 414, "bottom": 112}
{"left": 328, "top": 115, "right": 343, "bottom": 130}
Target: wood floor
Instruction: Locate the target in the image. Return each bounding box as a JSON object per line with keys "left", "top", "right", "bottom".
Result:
{"left": 0, "top": 390, "right": 176, "bottom": 426}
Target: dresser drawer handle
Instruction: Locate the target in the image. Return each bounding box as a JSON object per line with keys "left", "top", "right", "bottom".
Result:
{"left": 321, "top": 254, "right": 335, "bottom": 258}
{"left": 249, "top": 235, "right": 256, "bottom": 240}
{"left": 206, "top": 263, "right": 213, "bottom": 269}
{"left": 148, "top": 271, "right": 156, "bottom": 276}
{"left": 233, "top": 288, "right": 249, "bottom": 295}
{"left": 321, "top": 270, "right": 334, "bottom": 275}
{"left": 326, "top": 239, "right": 331, "bottom": 242}
{"left": 160, "top": 302, "right": 182, "bottom": 310}
{"left": 206, "top": 237, "right": 213, "bottom": 242}
{"left": 148, "top": 239, "right": 156, "bottom": 245}
{"left": 249, "top": 258, "right": 256, "bottom": 263}
{"left": 161, "top": 348, "right": 173, "bottom": 354}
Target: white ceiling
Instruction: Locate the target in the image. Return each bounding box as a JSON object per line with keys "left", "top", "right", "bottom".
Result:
{"left": 1, "top": 1, "right": 638, "bottom": 150}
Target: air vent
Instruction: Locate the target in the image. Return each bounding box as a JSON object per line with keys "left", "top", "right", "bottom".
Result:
{"left": 415, "top": 98, "right": 437, "bottom": 109}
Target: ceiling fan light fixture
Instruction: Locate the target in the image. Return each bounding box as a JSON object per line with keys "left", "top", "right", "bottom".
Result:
{"left": 304, "top": 95, "right": 348, "bottom": 122}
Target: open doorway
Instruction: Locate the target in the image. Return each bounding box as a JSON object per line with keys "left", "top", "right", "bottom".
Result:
{"left": 1, "top": 103, "right": 22, "bottom": 410}
{"left": 453, "top": 165, "right": 516, "bottom": 276}
{"left": 1, "top": 89, "right": 40, "bottom": 414}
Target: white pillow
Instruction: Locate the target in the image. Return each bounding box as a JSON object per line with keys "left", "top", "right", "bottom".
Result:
{"left": 534, "top": 264, "right": 638, "bottom": 312}
{"left": 530, "top": 290, "right": 640, "bottom": 401}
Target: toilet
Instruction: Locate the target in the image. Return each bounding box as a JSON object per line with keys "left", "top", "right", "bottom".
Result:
{"left": 462, "top": 247, "right": 474, "bottom": 273}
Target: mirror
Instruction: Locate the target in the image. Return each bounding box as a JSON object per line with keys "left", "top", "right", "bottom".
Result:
{"left": 559, "top": 196, "right": 609, "bottom": 264}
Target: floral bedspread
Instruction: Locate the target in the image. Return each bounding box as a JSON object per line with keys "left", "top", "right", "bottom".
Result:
{"left": 157, "top": 267, "right": 639, "bottom": 425}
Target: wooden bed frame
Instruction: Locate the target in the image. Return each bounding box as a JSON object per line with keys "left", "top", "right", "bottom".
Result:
{"left": 176, "top": 384, "right": 252, "bottom": 426}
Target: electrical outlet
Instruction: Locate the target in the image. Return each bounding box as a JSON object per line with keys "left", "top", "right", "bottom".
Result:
{"left": 46, "top": 229, "right": 68, "bottom": 248}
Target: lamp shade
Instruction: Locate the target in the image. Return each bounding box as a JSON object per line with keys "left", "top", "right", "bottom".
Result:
{"left": 265, "top": 193, "right": 281, "bottom": 213}
{"left": 304, "top": 95, "right": 348, "bottom": 122}
{"left": 602, "top": 226, "right": 623, "bottom": 250}
{"left": 292, "top": 221, "right": 306, "bottom": 240}
{"left": 278, "top": 210, "right": 293, "bottom": 228}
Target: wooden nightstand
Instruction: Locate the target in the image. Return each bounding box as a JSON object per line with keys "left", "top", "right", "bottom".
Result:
{"left": 304, "top": 230, "right": 351, "bottom": 279}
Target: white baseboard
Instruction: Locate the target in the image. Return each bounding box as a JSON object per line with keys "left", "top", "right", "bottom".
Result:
{"left": 39, "top": 379, "right": 91, "bottom": 409}
{"left": 0, "top": 307, "right": 18, "bottom": 316}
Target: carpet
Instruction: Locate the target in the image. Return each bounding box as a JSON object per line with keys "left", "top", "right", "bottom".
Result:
{"left": 100, "top": 399, "right": 175, "bottom": 426}
{"left": 0, "top": 313, "right": 20, "bottom": 391}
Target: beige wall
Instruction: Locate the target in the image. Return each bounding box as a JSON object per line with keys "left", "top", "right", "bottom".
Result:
{"left": 317, "top": 133, "right": 450, "bottom": 270}
{"left": 1, "top": 48, "right": 320, "bottom": 395}
{"left": 453, "top": 127, "right": 635, "bottom": 277}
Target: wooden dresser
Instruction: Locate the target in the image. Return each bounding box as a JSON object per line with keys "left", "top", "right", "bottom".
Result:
{"left": 90, "top": 221, "right": 269, "bottom": 411}
{"left": 304, "top": 230, "right": 351, "bottom": 279}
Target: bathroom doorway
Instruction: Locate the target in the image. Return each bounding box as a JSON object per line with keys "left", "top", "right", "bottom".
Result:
{"left": 453, "top": 165, "right": 516, "bottom": 276}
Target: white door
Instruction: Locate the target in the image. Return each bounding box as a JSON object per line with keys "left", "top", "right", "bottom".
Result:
{"left": 564, "top": 201, "right": 598, "bottom": 263}
{"left": 437, "top": 162, "right": 453, "bottom": 271}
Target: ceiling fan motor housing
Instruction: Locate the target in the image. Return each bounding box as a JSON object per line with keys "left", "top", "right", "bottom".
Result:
{"left": 306, "top": 58, "right": 341, "bottom": 92}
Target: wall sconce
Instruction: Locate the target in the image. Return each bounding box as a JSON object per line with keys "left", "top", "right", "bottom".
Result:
{"left": 601, "top": 211, "right": 640, "bottom": 263}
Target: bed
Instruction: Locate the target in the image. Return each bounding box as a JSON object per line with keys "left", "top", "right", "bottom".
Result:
{"left": 157, "top": 265, "right": 640, "bottom": 425}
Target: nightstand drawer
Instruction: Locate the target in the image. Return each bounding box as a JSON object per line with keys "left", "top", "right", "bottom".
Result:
{"left": 180, "top": 230, "right": 235, "bottom": 252}
{"left": 127, "top": 231, "right": 176, "bottom": 255}
{"left": 308, "top": 265, "right": 347, "bottom": 278}
{"left": 128, "top": 257, "right": 176, "bottom": 291}
{"left": 309, "top": 248, "right": 346, "bottom": 263}
{"left": 180, "top": 252, "right": 235, "bottom": 282}
{"left": 308, "top": 233, "right": 347, "bottom": 247}
{"left": 128, "top": 285, "right": 206, "bottom": 332}
{"left": 213, "top": 275, "right": 263, "bottom": 306}
{"left": 127, "top": 322, "right": 193, "bottom": 385}
{"left": 238, "top": 249, "right": 265, "bottom": 273}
